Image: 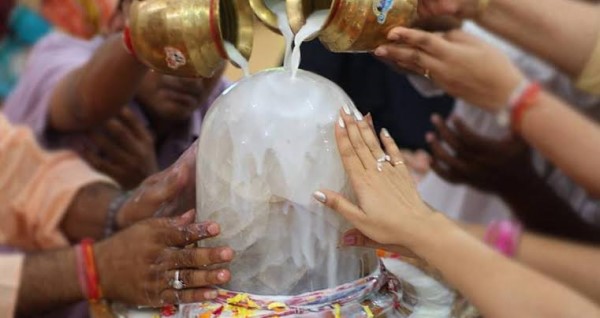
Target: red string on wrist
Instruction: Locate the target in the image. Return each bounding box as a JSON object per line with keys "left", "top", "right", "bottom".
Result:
{"left": 122, "top": 25, "right": 136, "bottom": 57}
{"left": 511, "top": 82, "right": 541, "bottom": 132}
{"left": 75, "top": 238, "right": 103, "bottom": 302}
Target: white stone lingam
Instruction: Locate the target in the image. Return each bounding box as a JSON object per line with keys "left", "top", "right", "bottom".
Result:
{"left": 196, "top": 68, "right": 377, "bottom": 295}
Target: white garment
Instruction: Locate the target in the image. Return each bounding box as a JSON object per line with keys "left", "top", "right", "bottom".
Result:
{"left": 415, "top": 22, "right": 600, "bottom": 225}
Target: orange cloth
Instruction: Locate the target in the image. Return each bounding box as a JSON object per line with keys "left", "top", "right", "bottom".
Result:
{"left": 41, "top": 0, "right": 118, "bottom": 39}
{"left": 0, "top": 114, "right": 115, "bottom": 314}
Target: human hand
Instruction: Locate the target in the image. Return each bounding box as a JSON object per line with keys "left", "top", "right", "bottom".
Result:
{"left": 427, "top": 114, "right": 531, "bottom": 193}
{"left": 374, "top": 27, "right": 525, "bottom": 112}
{"left": 314, "top": 108, "right": 438, "bottom": 252}
{"left": 400, "top": 148, "right": 432, "bottom": 182}
{"left": 416, "top": 0, "right": 485, "bottom": 19}
{"left": 116, "top": 141, "right": 198, "bottom": 229}
{"left": 95, "top": 210, "right": 234, "bottom": 306}
{"left": 84, "top": 108, "right": 159, "bottom": 189}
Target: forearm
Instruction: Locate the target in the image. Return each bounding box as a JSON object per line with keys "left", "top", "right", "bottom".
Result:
{"left": 477, "top": 0, "right": 600, "bottom": 78}
{"left": 462, "top": 223, "right": 600, "bottom": 304}
{"left": 16, "top": 248, "right": 83, "bottom": 315}
{"left": 518, "top": 91, "right": 600, "bottom": 197}
{"left": 60, "top": 183, "right": 120, "bottom": 242}
{"left": 498, "top": 170, "right": 600, "bottom": 243}
{"left": 417, "top": 214, "right": 599, "bottom": 317}
{"left": 50, "top": 34, "right": 148, "bottom": 131}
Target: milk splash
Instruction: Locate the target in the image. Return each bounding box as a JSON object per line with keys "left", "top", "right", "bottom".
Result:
{"left": 224, "top": 41, "right": 251, "bottom": 78}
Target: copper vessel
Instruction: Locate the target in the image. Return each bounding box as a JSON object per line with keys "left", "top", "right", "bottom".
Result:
{"left": 129, "top": 0, "right": 254, "bottom": 78}
{"left": 287, "top": 0, "right": 418, "bottom": 52}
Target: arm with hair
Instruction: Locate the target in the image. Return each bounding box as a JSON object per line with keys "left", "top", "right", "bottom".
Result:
{"left": 48, "top": 33, "right": 148, "bottom": 131}
{"left": 463, "top": 223, "right": 600, "bottom": 304}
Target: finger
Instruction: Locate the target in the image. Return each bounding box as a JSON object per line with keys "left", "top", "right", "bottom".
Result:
{"left": 163, "top": 220, "right": 222, "bottom": 247}
{"left": 89, "top": 131, "right": 133, "bottom": 164}
{"left": 365, "top": 113, "right": 376, "bottom": 135}
{"left": 375, "top": 44, "right": 442, "bottom": 76}
{"left": 104, "top": 118, "right": 146, "bottom": 155}
{"left": 313, "top": 190, "right": 366, "bottom": 226}
{"left": 430, "top": 159, "right": 462, "bottom": 184}
{"left": 451, "top": 117, "right": 488, "bottom": 152}
{"left": 388, "top": 26, "right": 451, "bottom": 57}
{"left": 355, "top": 111, "right": 387, "bottom": 163}
{"left": 119, "top": 108, "right": 154, "bottom": 142}
{"left": 165, "top": 246, "right": 235, "bottom": 269}
{"left": 340, "top": 229, "right": 417, "bottom": 258}
{"left": 341, "top": 108, "right": 378, "bottom": 170}
{"left": 335, "top": 112, "right": 367, "bottom": 173}
{"left": 159, "top": 288, "right": 218, "bottom": 305}
{"left": 431, "top": 114, "right": 464, "bottom": 154}
{"left": 426, "top": 132, "right": 470, "bottom": 175}
{"left": 81, "top": 148, "right": 125, "bottom": 178}
{"left": 165, "top": 268, "right": 231, "bottom": 289}
{"left": 137, "top": 167, "right": 185, "bottom": 208}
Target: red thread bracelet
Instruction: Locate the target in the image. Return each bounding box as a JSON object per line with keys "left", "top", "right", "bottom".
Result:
{"left": 122, "top": 25, "right": 136, "bottom": 57}
{"left": 511, "top": 82, "right": 542, "bottom": 132}
{"left": 76, "top": 238, "right": 103, "bottom": 302}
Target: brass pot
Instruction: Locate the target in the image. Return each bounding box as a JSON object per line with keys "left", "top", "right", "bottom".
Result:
{"left": 129, "top": 0, "right": 254, "bottom": 78}
{"left": 287, "top": 0, "right": 418, "bottom": 52}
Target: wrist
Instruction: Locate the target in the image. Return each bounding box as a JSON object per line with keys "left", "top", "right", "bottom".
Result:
{"left": 408, "top": 211, "right": 456, "bottom": 255}
{"left": 107, "top": 191, "right": 132, "bottom": 237}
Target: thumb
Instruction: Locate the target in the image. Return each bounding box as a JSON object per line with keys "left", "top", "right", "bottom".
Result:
{"left": 313, "top": 190, "right": 365, "bottom": 225}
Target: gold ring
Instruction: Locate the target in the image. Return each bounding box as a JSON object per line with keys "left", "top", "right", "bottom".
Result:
{"left": 393, "top": 160, "right": 405, "bottom": 166}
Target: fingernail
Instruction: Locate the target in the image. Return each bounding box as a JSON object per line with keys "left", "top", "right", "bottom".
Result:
{"left": 388, "top": 33, "right": 399, "bottom": 41}
{"left": 354, "top": 110, "right": 364, "bottom": 121}
{"left": 426, "top": 132, "right": 435, "bottom": 142}
{"left": 431, "top": 114, "right": 440, "bottom": 124}
{"left": 220, "top": 248, "right": 233, "bottom": 261}
{"left": 374, "top": 47, "right": 387, "bottom": 57}
{"left": 313, "top": 191, "right": 327, "bottom": 203}
{"left": 342, "top": 104, "right": 352, "bottom": 115}
{"left": 342, "top": 234, "right": 358, "bottom": 246}
{"left": 338, "top": 117, "right": 345, "bottom": 128}
{"left": 382, "top": 128, "right": 391, "bottom": 138}
{"left": 206, "top": 223, "right": 219, "bottom": 236}
{"left": 217, "top": 270, "right": 227, "bottom": 282}
{"left": 204, "top": 290, "right": 218, "bottom": 299}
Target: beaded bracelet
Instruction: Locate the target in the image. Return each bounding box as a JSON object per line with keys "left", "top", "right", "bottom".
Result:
{"left": 104, "top": 191, "right": 132, "bottom": 238}
{"left": 484, "top": 220, "right": 523, "bottom": 257}
{"left": 75, "top": 238, "right": 103, "bottom": 302}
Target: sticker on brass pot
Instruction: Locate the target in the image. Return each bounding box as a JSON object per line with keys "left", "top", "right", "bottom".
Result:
{"left": 373, "top": 0, "right": 394, "bottom": 24}
{"left": 164, "top": 47, "right": 187, "bottom": 69}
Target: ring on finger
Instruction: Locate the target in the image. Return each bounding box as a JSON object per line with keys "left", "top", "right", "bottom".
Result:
{"left": 423, "top": 68, "right": 431, "bottom": 79}
{"left": 376, "top": 154, "right": 388, "bottom": 172}
{"left": 392, "top": 160, "right": 405, "bottom": 166}
{"left": 169, "top": 270, "right": 185, "bottom": 290}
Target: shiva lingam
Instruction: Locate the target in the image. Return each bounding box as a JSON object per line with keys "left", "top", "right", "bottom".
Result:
{"left": 128, "top": 0, "right": 254, "bottom": 77}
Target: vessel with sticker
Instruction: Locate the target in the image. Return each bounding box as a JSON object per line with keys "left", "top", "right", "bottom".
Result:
{"left": 250, "top": 0, "right": 417, "bottom": 52}
{"left": 128, "top": 0, "right": 254, "bottom": 78}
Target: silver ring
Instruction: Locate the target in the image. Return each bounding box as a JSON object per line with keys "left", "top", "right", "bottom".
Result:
{"left": 376, "top": 154, "right": 387, "bottom": 172}
{"left": 170, "top": 270, "right": 185, "bottom": 290}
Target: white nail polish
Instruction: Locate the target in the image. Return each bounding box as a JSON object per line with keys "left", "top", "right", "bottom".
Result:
{"left": 342, "top": 104, "right": 352, "bottom": 115}
{"left": 354, "top": 110, "right": 364, "bottom": 121}
{"left": 338, "top": 117, "right": 345, "bottom": 128}
{"left": 382, "top": 128, "right": 391, "bottom": 137}
{"left": 313, "top": 191, "right": 327, "bottom": 203}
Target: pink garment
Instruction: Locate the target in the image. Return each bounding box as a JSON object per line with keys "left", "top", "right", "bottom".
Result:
{"left": 3, "top": 31, "right": 227, "bottom": 170}
{"left": 0, "top": 114, "right": 115, "bottom": 315}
